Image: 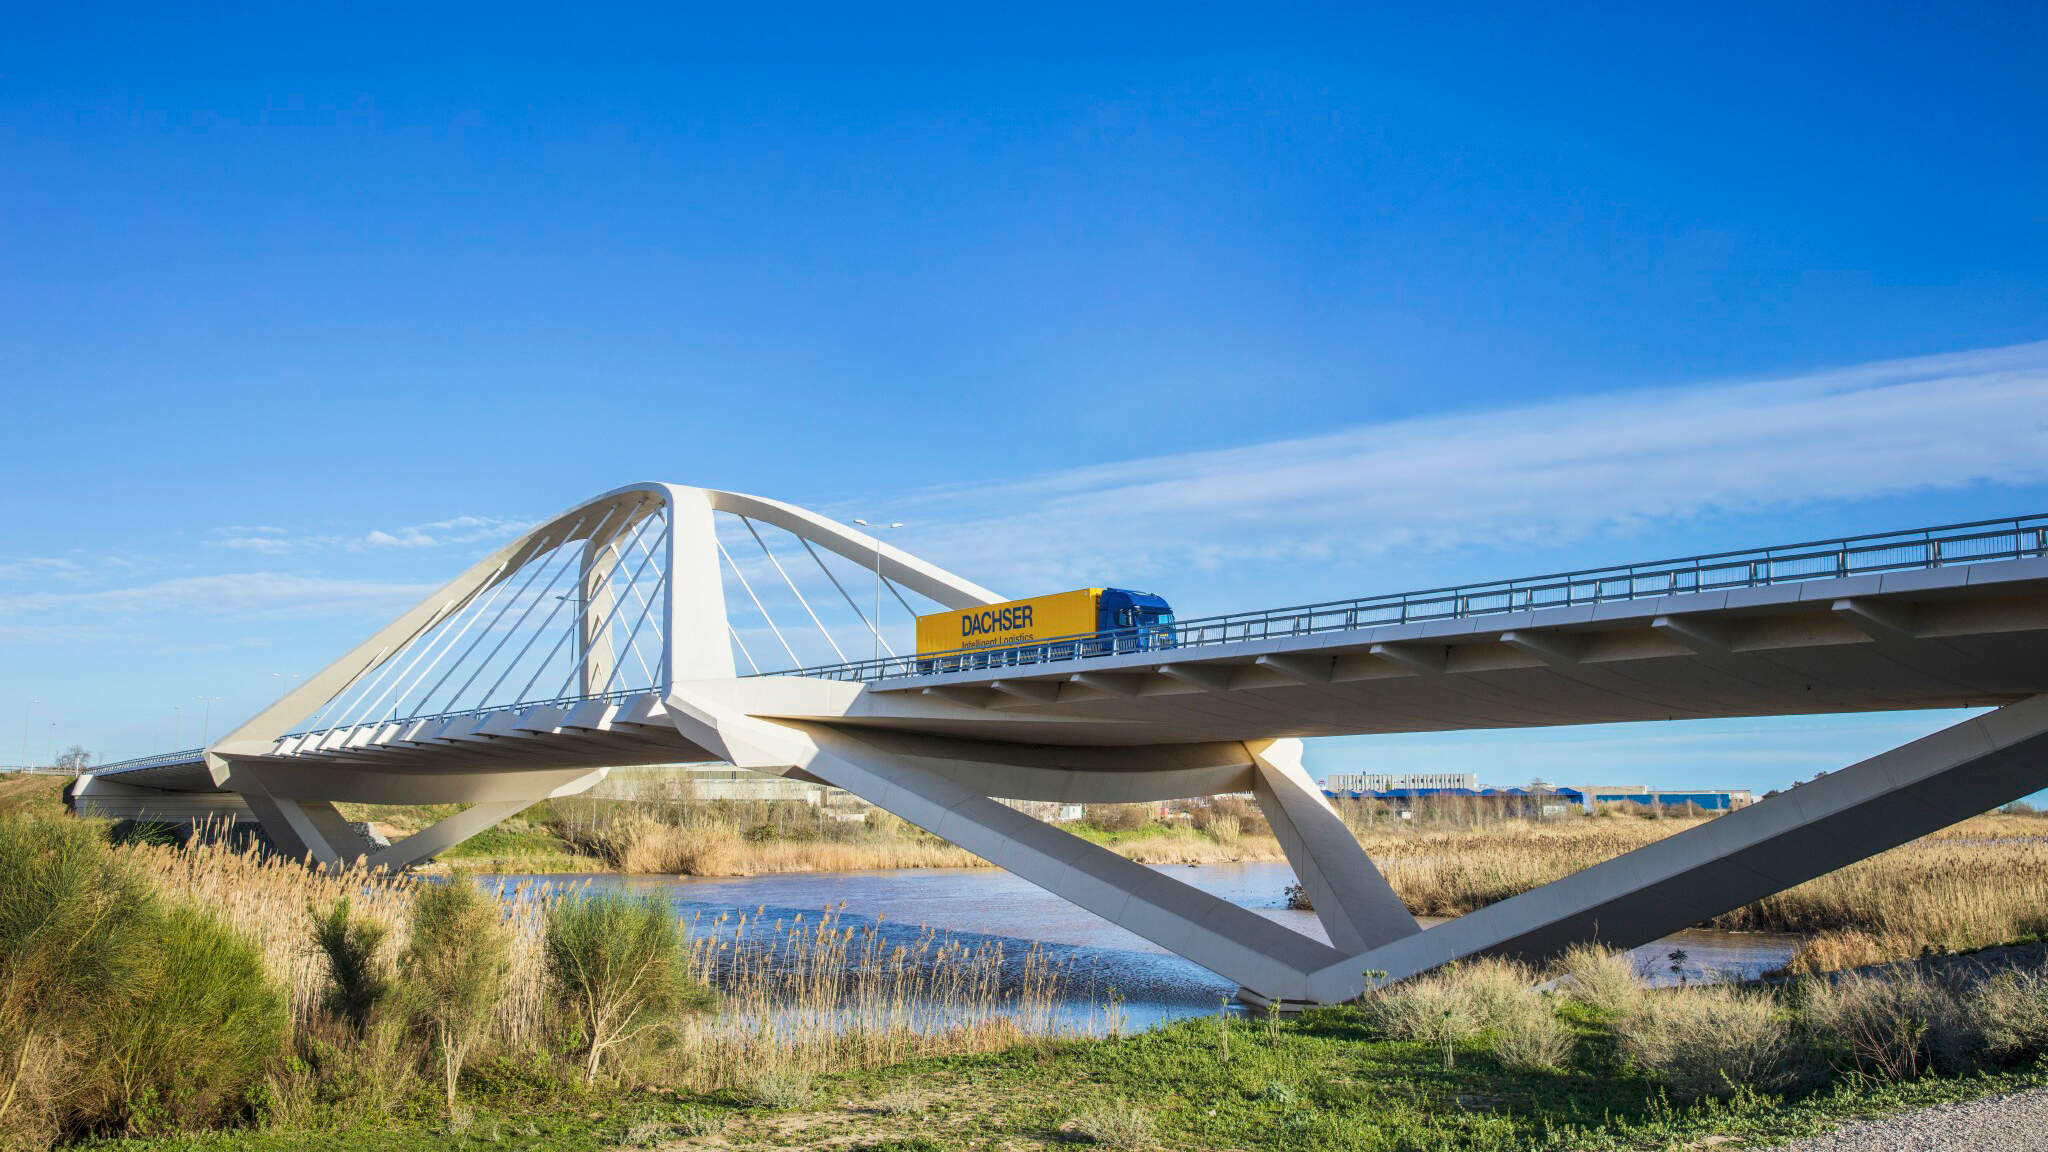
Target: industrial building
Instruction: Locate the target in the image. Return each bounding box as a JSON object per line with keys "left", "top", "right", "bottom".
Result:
{"left": 1321, "top": 781, "right": 1754, "bottom": 813}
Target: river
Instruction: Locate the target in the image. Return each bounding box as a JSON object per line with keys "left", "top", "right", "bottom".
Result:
{"left": 496, "top": 861, "right": 1802, "bottom": 1030}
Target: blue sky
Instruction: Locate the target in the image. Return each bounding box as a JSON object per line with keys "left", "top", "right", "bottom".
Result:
{"left": 4, "top": 2, "right": 2046, "bottom": 793}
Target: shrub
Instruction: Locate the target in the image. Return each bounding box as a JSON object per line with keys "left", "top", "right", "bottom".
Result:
{"left": 745, "top": 1067, "right": 814, "bottom": 1107}
{"left": 870, "top": 1087, "right": 931, "bottom": 1115}
{"left": 1487, "top": 996, "right": 1576, "bottom": 1071}
{"left": 543, "top": 892, "right": 709, "bottom": 1082}
{"left": 1968, "top": 967, "right": 2048, "bottom": 1063}
{"left": 1457, "top": 957, "right": 1538, "bottom": 1029}
{"left": 1799, "top": 972, "right": 1977, "bottom": 1080}
{"left": 1615, "top": 986, "right": 1799, "bottom": 1099}
{"left": 311, "top": 898, "right": 392, "bottom": 1036}
{"left": 1551, "top": 944, "right": 1642, "bottom": 1017}
{"left": 1083, "top": 805, "right": 1152, "bottom": 833}
{"left": 101, "top": 906, "right": 287, "bottom": 1134}
{"left": 0, "top": 815, "right": 286, "bottom": 1143}
{"left": 1071, "top": 1097, "right": 1154, "bottom": 1148}
{"left": 402, "top": 878, "right": 510, "bottom": 1116}
{"left": 1363, "top": 971, "right": 1481, "bottom": 1068}
{"left": 0, "top": 813, "right": 157, "bottom": 1146}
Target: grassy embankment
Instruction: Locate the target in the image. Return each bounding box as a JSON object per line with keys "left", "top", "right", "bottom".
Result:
{"left": 14, "top": 804, "right": 2048, "bottom": 1151}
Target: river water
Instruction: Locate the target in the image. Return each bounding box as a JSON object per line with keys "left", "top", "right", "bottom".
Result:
{"left": 498, "top": 861, "right": 1801, "bottom": 1030}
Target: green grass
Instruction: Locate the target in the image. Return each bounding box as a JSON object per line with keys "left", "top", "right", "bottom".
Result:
{"left": 74, "top": 1006, "right": 2048, "bottom": 1151}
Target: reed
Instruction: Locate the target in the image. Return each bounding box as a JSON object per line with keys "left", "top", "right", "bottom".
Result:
{"left": 1361, "top": 812, "right": 2048, "bottom": 966}
{"left": 113, "top": 836, "right": 1090, "bottom": 1091}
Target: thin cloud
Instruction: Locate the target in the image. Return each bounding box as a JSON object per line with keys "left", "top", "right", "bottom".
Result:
{"left": 0, "top": 557, "right": 89, "bottom": 582}
{"left": 0, "top": 572, "right": 439, "bottom": 622}
{"left": 883, "top": 340, "right": 2048, "bottom": 588}
{"left": 210, "top": 514, "right": 533, "bottom": 553}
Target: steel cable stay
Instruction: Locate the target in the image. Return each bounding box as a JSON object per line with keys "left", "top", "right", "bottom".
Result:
{"left": 404, "top": 505, "right": 617, "bottom": 718}
{"left": 551, "top": 508, "right": 669, "bottom": 700}
{"left": 492, "top": 505, "right": 663, "bottom": 710}
{"left": 516, "top": 519, "right": 665, "bottom": 706}
{"left": 443, "top": 500, "right": 642, "bottom": 715}
{"left": 405, "top": 505, "right": 622, "bottom": 722}
{"left": 311, "top": 511, "right": 617, "bottom": 735}
{"left": 726, "top": 623, "right": 762, "bottom": 675}
{"left": 326, "top": 558, "right": 523, "bottom": 741}
{"left": 585, "top": 510, "right": 671, "bottom": 692}
{"left": 739, "top": 514, "right": 848, "bottom": 664}
{"left": 797, "top": 535, "right": 896, "bottom": 658}
{"left": 717, "top": 534, "right": 801, "bottom": 670}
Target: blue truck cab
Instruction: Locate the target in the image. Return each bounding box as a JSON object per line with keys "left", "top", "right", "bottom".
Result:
{"left": 1095, "top": 587, "right": 1175, "bottom": 655}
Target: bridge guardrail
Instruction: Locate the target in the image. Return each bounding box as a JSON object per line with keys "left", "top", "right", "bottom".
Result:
{"left": 773, "top": 513, "right": 2048, "bottom": 683}
{"left": 87, "top": 748, "right": 207, "bottom": 775}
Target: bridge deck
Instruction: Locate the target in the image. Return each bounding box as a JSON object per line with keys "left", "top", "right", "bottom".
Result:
{"left": 91, "top": 515, "right": 2048, "bottom": 788}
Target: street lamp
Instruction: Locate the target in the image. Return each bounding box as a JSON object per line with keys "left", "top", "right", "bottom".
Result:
{"left": 851, "top": 519, "right": 903, "bottom": 662}
{"left": 197, "top": 696, "right": 224, "bottom": 745}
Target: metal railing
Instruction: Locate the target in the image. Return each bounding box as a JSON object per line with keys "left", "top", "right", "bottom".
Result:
{"left": 771, "top": 513, "right": 2048, "bottom": 683}
{"left": 90, "top": 748, "right": 207, "bottom": 775}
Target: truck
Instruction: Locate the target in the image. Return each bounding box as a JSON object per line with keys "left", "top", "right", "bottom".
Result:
{"left": 914, "top": 587, "right": 1175, "bottom": 673}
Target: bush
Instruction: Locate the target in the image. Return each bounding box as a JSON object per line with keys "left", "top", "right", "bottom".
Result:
{"left": 543, "top": 891, "right": 709, "bottom": 1082}
{"left": 1615, "top": 986, "right": 1800, "bottom": 1099}
{"left": 311, "top": 898, "right": 392, "bottom": 1036}
{"left": 0, "top": 814, "right": 156, "bottom": 1147}
{"left": 1968, "top": 967, "right": 2048, "bottom": 1063}
{"left": 1071, "top": 1097, "right": 1153, "bottom": 1148}
{"left": 402, "top": 878, "right": 510, "bottom": 1116}
{"left": 1487, "top": 996, "right": 1576, "bottom": 1071}
{"left": 102, "top": 906, "right": 286, "bottom": 1134}
{"left": 745, "top": 1067, "right": 814, "bottom": 1107}
{"left": 1363, "top": 971, "right": 1481, "bottom": 1068}
{"left": 1551, "top": 944, "right": 1643, "bottom": 1017}
{"left": 0, "top": 814, "right": 285, "bottom": 1145}
{"left": 1083, "top": 805, "right": 1153, "bottom": 833}
{"left": 1799, "top": 972, "right": 1977, "bottom": 1080}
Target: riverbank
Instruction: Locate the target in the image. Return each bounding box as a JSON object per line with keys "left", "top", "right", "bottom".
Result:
{"left": 14, "top": 805, "right": 2048, "bottom": 1151}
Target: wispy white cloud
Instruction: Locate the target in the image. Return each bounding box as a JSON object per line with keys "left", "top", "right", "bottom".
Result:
{"left": 886, "top": 341, "right": 2048, "bottom": 587}
{"left": 210, "top": 514, "right": 532, "bottom": 554}
{"left": 0, "top": 573, "right": 438, "bottom": 623}
{"left": 0, "top": 557, "right": 90, "bottom": 582}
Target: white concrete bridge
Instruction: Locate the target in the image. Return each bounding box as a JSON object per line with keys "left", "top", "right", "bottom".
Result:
{"left": 80, "top": 484, "right": 2048, "bottom": 1003}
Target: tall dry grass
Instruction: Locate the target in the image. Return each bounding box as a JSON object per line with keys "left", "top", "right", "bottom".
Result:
{"left": 672, "top": 904, "right": 1079, "bottom": 1086}
{"left": 1356, "top": 812, "right": 2048, "bottom": 969}
{"left": 113, "top": 837, "right": 1091, "bottom": 1091}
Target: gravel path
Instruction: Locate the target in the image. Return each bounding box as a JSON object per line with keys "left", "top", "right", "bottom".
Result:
{"left": 1760, "top": 1087, "right": 2048, "bottom": 1151}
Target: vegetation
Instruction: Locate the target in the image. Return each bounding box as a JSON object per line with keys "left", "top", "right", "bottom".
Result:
{"left": 399, "top": 878, "right": 509, "bottom": 1115}
{"left": 9, "top": 804, "right": 2048, "bottom": 1150}
{"left": 0, "top": 813, "right": 283, "bottom": 1149}
{"left": 541, "top": 891, "right": 708, "bottom": 1082}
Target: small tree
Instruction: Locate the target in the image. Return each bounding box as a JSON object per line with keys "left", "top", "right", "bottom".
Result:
{"left": 544, "top": 892, "right": 705, "bottom": 1082}
{"left": 402, "top": 878, "right": 510, "bottom": 1116}
{"left": 52, "top": 746, "right": 92, "bottom": 773}
{"left": 311, "top": 898, "right": 392, "bottom": 1037}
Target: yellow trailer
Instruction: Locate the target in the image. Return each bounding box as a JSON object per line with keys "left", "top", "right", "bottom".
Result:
{"left": 916, "top": 588, "right": 1102, "bottom": 656}
{"left": 913, "top": 587, "right": 1176, "bottom": 672}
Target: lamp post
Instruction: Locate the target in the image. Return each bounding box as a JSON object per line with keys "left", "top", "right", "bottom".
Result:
{"left": 197, "top": 696, "right": 224, "bottom": 745}
{"left": 851, "top": 519, "right": 903, "bottom": 662}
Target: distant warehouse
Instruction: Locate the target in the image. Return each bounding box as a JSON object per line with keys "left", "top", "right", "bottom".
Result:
{"left": 1321, "top": 780, "right": 1753, "bottom": 813}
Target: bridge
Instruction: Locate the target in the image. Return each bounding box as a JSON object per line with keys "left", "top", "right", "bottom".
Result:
{"left": 79, "top": 483, "right": 2048, "bottom": 1004}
